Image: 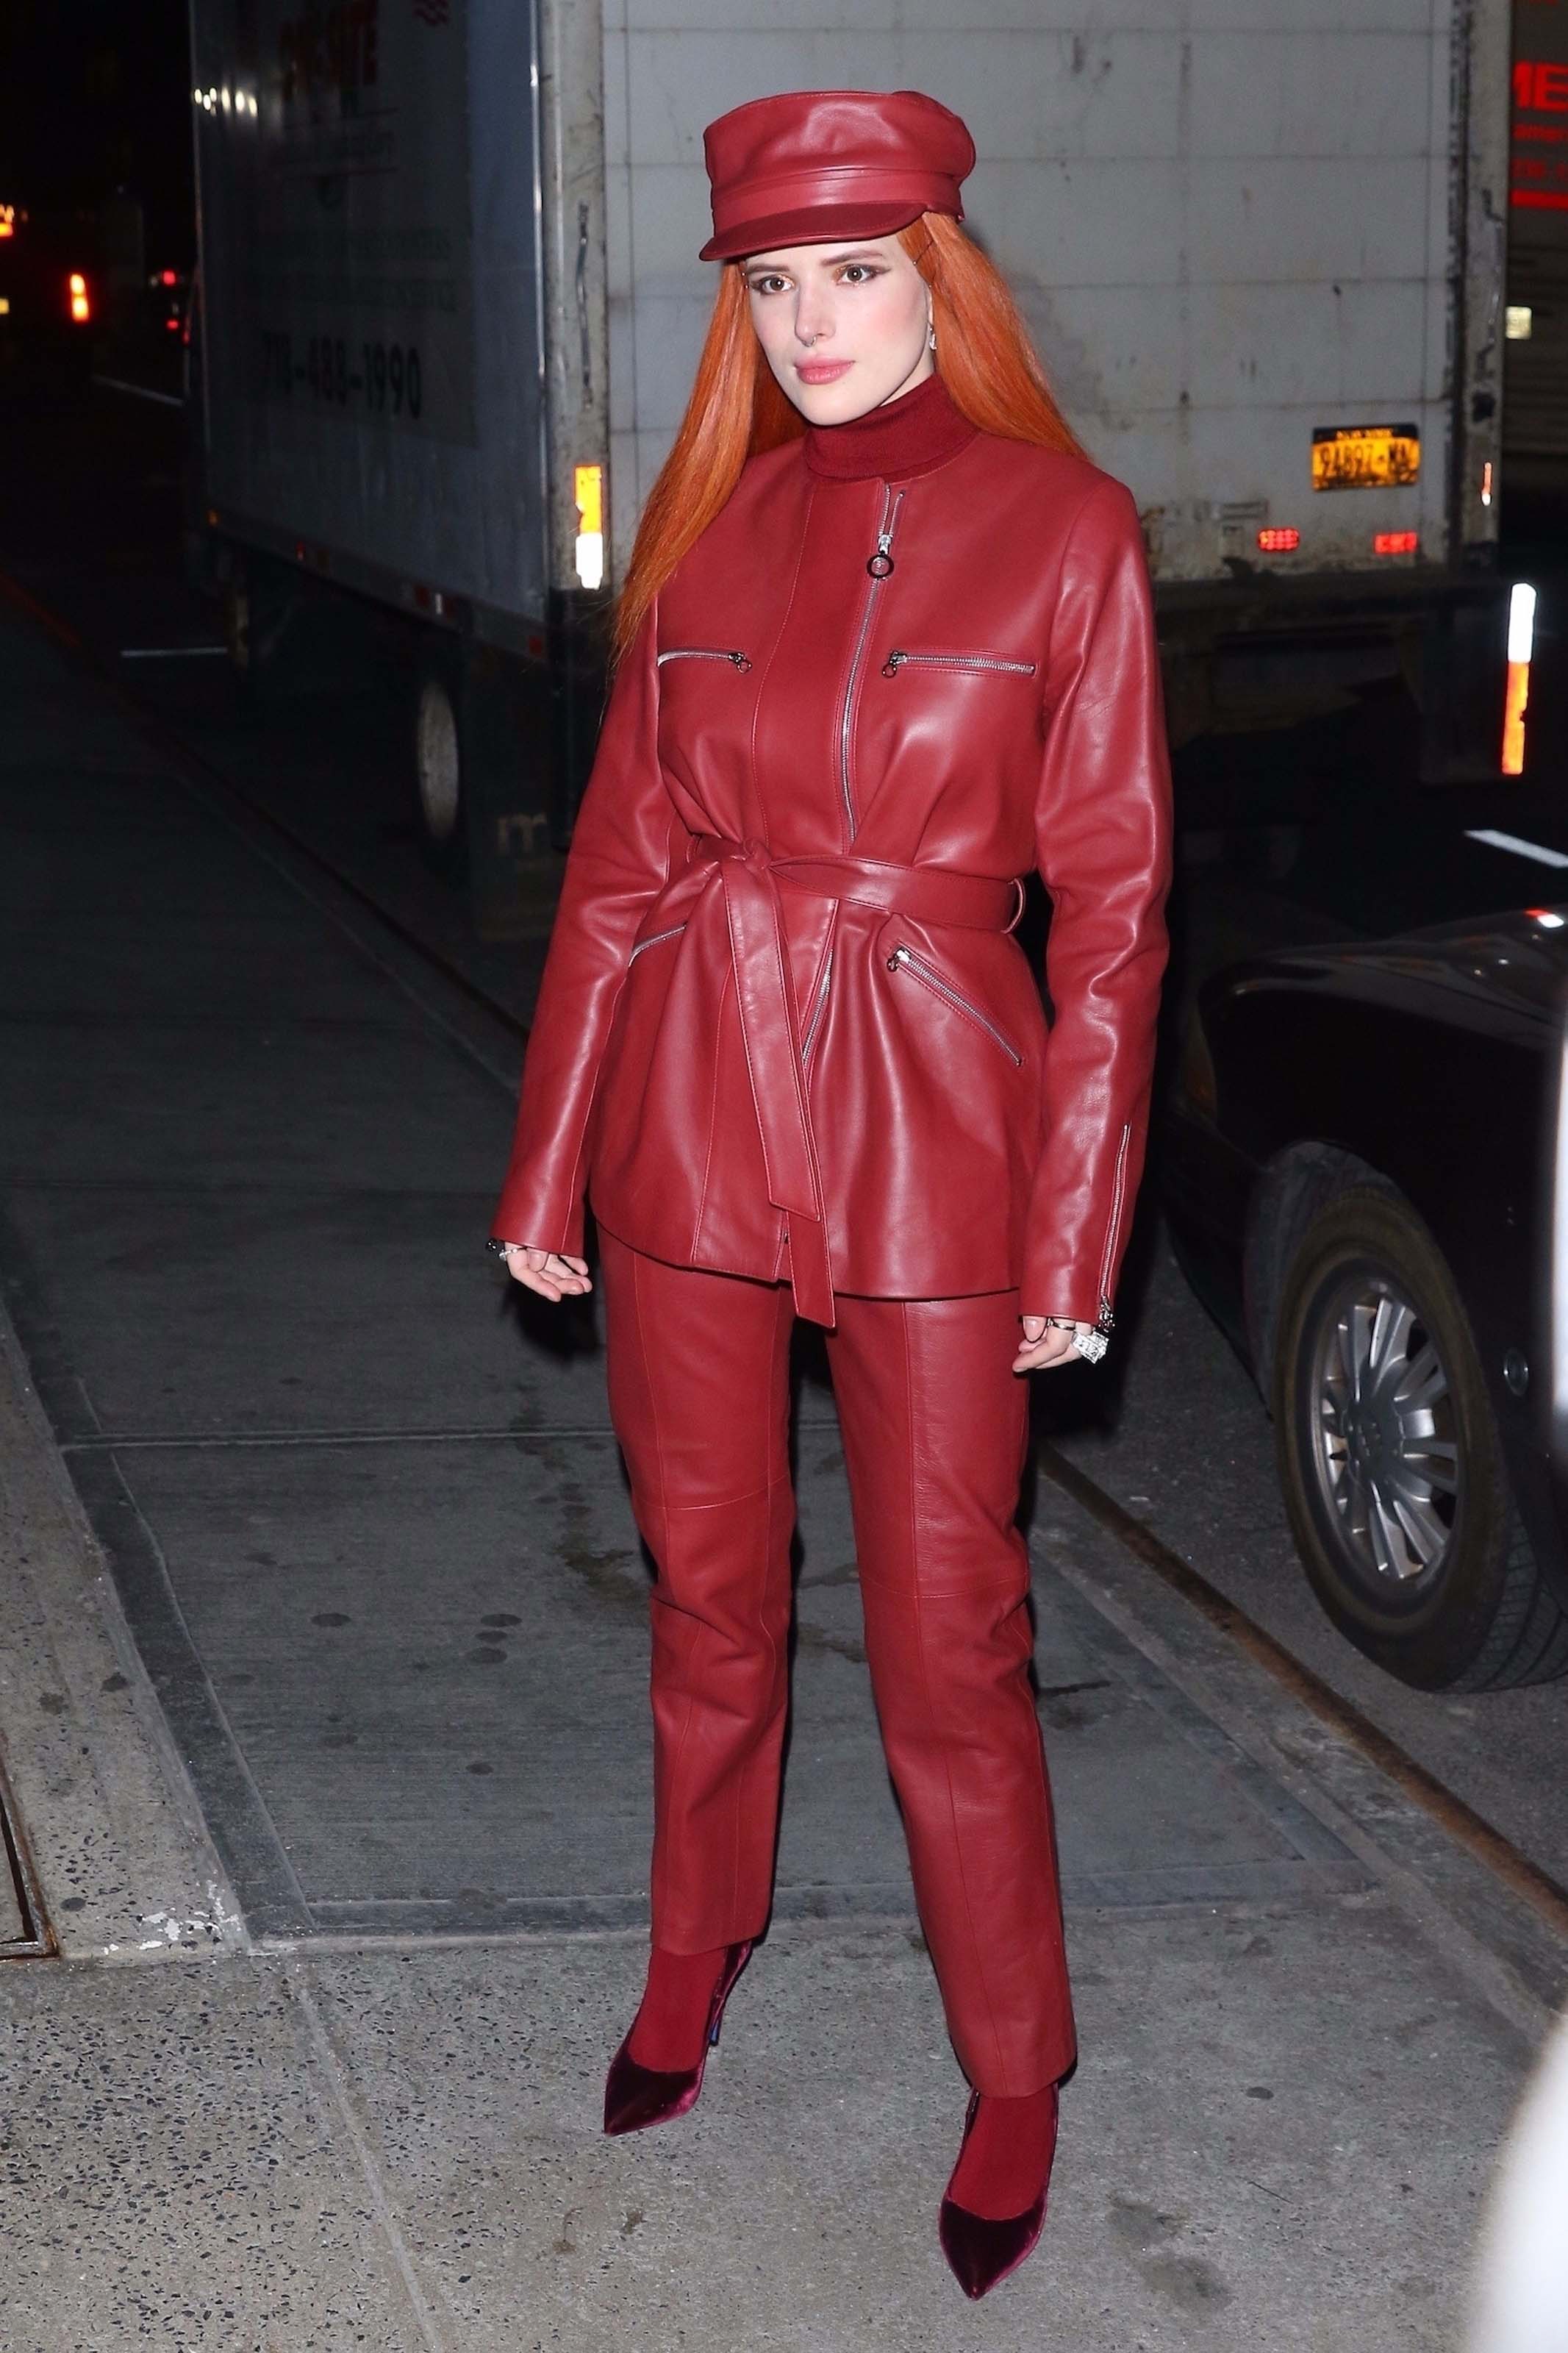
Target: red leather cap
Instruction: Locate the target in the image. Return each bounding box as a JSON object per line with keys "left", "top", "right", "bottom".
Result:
{"left": 698, "top": 88, "right": 975, "bottom": 263}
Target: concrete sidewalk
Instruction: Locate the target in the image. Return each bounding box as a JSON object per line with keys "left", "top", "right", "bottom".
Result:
{"left": 0, "top": 595, "right": 1560, "bottom": 2346}
{"left": 0, "top": 1303, "right": 1549, "bottom": 2351}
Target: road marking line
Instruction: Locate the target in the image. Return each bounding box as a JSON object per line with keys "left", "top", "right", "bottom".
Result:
{"left": 1465, "top": 828, "right": 1568, "bottom": 868}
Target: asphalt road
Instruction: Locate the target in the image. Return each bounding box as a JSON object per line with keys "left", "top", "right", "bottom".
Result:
{"left": 6, "top": 363, "right": 1568, "bottom": 1901}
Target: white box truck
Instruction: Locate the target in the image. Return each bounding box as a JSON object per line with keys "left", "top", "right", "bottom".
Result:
{"left": 186, "top": 0, "right": 1524, "bottom": 928}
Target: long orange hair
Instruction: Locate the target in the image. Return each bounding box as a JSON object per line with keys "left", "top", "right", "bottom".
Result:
{"left": 609, "top": 211, "right": 1091, "bottom": 667}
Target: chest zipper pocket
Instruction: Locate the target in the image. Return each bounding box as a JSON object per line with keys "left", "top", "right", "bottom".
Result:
{"left": 628, "top": 921, "right": 687, "bottom": 965}
{"left": 881, "top": 649, "right": 1037, "bottom": 678}
{"left": 886, "top": 943, "right": 1023, "bottom": 1066}
{"left": 656, "top": 646, "right": 753, "bottom": 671}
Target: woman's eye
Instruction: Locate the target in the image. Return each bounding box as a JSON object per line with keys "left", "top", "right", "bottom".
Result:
{"left": 840, "top": 265, "right": 881, "bottom": 284}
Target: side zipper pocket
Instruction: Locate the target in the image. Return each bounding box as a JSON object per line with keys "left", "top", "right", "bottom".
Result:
{"left": 1095, "top": 1122, "right": 1132, "bottom": 1327}
{"left": 886, "top": 943, "right": 1023, "bottom": 1065}
{"left": 800, "top": 947, "right": 833, "bottom": 1062}
{"left": 628, "top": 921, "right": 687, "bottom": 964}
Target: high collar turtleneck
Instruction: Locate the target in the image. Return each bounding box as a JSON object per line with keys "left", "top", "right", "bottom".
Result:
{"left": 801, "top": 366, "right": 978, "bottom": 482}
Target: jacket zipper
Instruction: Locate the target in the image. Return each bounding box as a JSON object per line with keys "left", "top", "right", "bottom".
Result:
{"left": 628, "top": 921, "right": 687, "bottom": 963}
{"left": 881, "top": 649, "right": 1037, "bottom": 677}
{"left": 1095, "top": 1121, "right": 1132, "bottom": 1329}
{"left": 800, "top": 946, "right": 833, "bottom": 1062}
{"left": 885, "top": 942, "right": 1022, "bottom": 1065}
{"left": 656, "top": 646, "right": 753, "bottom": 670}
{"left": 838, "top": 485, "right": 906, "bottom": 840}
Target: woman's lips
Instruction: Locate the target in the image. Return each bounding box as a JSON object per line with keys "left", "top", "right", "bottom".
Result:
{"left": 796, "top": 359, "right": 853, "bottom": 383}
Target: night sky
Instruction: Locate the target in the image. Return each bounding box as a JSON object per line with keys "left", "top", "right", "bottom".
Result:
{"left": 0, "top": 0, "right": 195, "bottom": 262}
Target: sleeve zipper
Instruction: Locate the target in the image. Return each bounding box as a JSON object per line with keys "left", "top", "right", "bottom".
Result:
{"left": 1095, "top": 1121, "right": 1133, "bottom": 1328}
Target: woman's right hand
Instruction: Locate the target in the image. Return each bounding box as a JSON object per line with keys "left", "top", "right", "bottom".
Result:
{"left": 499, "top": 1245, "right": 593, "bottom": 1302}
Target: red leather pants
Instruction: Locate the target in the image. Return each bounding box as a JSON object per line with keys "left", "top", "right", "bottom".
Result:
{"left": 598, "top": 1228, "right": 1077, "bottom": 2096}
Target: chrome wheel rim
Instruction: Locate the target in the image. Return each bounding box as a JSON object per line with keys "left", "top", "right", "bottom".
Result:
{"left": 415, "top": 678, "right": 461, "bottom": 843}
{"left": 1306, "top": 1270, "right": 1461, "bottom": 1588}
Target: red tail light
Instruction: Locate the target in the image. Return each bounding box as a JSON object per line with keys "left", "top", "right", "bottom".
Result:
{"left": 1257, "top": 526, "right": 1300, "bottom": 552}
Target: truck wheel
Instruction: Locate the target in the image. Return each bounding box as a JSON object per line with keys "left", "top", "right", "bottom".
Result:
{"left": 412, "top": 660, "right": 469, "bottom": 879}
{"left": 1271, "top": 1184, "right": 1568, "bottom": 1691}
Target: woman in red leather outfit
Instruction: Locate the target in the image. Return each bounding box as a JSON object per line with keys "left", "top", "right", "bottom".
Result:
{"left": 490, "top": 87, "right": 1173, "bottom": 2300}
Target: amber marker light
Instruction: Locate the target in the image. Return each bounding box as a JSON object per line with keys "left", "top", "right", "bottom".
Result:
{"left": 68, "top": 271, "right": 90, "bottom": 322}
{"left": 1503, "top": 583, "right": 1537, "bottom": 778}
{"left": 574, "top": 463, "right": 604, "bottom": 590}
{"left": 1257, "top": 526, "right": 1300, "bottom": 552}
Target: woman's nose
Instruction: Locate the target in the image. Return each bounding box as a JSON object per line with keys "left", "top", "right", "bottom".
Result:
{"left": 795, "top": 290, "right": 834, "bottom": 346}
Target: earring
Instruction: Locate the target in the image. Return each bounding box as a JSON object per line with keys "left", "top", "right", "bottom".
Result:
{"left": 927, "top": 321, "right": 937, "bottom": 351}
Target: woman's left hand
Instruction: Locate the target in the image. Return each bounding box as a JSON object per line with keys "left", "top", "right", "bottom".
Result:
{"left": 1012, "top": 1315, "right": 1094, "bottom": 1374}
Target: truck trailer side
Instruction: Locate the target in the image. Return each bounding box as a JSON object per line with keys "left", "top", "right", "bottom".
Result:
{"left": 188, "top": 1, "right": 1522, "bottom": 930}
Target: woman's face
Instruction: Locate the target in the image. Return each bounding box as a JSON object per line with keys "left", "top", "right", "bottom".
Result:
{"left": 740, "top": 234, "right": 934, "bottom": 424}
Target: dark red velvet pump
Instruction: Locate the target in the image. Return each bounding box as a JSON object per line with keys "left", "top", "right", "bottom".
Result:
{"left": 601, "top": 1940, "right": 754, "bottom": 2138}
{"left": 937, "top": 2084, "right": 1059, "bottom": 2300}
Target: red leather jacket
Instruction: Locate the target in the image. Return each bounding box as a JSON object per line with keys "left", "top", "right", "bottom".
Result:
{"left": 493, "top": 368, "right": 1173, "bottom": 1329}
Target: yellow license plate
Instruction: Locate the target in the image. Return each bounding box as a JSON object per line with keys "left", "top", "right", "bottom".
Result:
{"left": 1311, "top": 424, "right": 1420, "bottom": 490}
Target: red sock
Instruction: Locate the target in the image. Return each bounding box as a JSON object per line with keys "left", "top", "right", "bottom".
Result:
{"left": 625, "top": 1944, "right": 732, "bottom": 2071}
{"left": 947, "top": 2085, "right": 1060, "bottom": 2221}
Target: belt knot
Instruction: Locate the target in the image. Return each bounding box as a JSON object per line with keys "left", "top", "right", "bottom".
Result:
{"left": 676, "top": 830, "right": 1025, "bottom": 1328}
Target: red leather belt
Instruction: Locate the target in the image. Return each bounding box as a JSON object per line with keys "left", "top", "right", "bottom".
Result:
{"left": 684, "top": 832, "right": 1024, "bottom": 1327}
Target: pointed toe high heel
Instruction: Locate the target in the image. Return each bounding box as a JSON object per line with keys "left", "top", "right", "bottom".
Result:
{"left": 938, "top": 2083, "right": 1059, "bottom": 2300}
{"left": 602, "top": 1939, "right": 754, "bottom": 2138}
